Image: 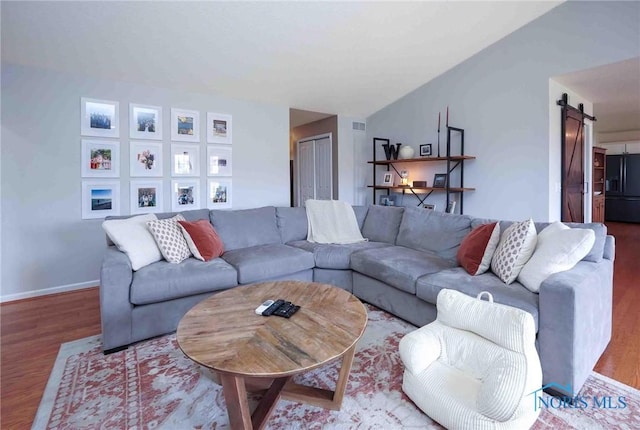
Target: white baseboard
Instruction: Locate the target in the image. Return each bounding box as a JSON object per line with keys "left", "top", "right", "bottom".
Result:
{"left": 0, "top": 280, "right": 99, "bottom": 303}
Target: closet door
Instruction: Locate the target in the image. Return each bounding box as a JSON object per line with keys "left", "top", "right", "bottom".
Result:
{"left": 298, "top": 139, "right": 316, "bottom": 205}
{"left": 314, "top": 136, "right": 333, "bottom": 200}
{"left": 296, "top": 134, "right": 333, "bottom": 206}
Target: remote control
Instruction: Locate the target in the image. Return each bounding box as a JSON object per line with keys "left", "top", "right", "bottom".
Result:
{"left": 255, "top": 299, "right": 275, "bottom": 315}
{"left": 274, "top": 303, "right": 299, "bottom": 318}
{"left": 262, "top": 299, "right": 285, "bottom": 316}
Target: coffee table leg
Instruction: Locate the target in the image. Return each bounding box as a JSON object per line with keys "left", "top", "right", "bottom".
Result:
{"left": 281, "top": 344, "right": 357, "bottom": 411}
{"left": 331, "top": 344, "right": 357, "bottom": 408}
{"left": 220, "top": 374, "right": 290, "bottom": 430}
{"left": 220, "top": 373, "right": 253, "bottom": 430}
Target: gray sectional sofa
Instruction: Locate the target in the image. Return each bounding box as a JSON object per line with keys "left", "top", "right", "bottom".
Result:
{"left": 100, "top": 204, "right": 614, "bottom": 397}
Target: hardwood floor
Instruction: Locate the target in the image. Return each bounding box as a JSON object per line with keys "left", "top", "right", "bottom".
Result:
{"left": 1, "top": 222, "right": 639, "bottom": 427}
{"left": 594, "top": 222, "right": 640, "bottom": 387}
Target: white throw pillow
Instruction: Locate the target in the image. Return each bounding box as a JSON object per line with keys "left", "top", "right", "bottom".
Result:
{"left": 146, "top": 214, "right": 192, "bottom": 264}
{"left": 518, "top": 222, "right": 595, "bottom": 293}
{"left": 102, "top": 214, "right": 163, "bottom": 271}
{"left": 490, "top": 219, "right": 537, "bottom": 284}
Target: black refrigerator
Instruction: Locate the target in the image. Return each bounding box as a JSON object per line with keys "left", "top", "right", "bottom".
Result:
{"left": 605, "top": 153, "right": 640, "bottom": 223}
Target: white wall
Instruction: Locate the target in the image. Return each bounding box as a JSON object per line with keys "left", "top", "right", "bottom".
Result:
{"left": 337, "top": 116, "right": 367, "bottom": 205}
{"left": 1, "top": 63, "right": 289, "bottom": 301}
{"left": 366, "top": 1, "right": 640, "bottom": 221}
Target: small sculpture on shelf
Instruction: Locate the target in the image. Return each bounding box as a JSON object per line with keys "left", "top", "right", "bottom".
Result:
{"left": 399, "top": 146, "right": 415, "bottom": 159}
{"left": 382, "top": 142, "right": 401, "bottom": 160}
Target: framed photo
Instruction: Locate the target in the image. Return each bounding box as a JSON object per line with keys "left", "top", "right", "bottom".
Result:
{"left": 423, "top": 203, "right": 436, "bottom": 210}
{"left": 207, "top": 145, "right": 232, "bottom": 176}
{"left": 81, "top": 139, "right": 120, "bottom": 178}
{"left": 207, "top": 112, "right": 232, "bottom": 144}
{"left": 171, "top": 108, "right": 200, "bottom": 142}
{"left": 171, "top": 144, "right": 200, "bottom": 177}
{"left": 81, "top": 180, "right": 120, "bottom": 219}
{"left": 130, "top": 180, "right": 163, "bottom": 214}
{"left": 81, "top": 97, "right": 119, "bottom": 138}
{"left": 130, "top": 141, "right": 163, "bottom": 177}
{"left": 420, "top": 144, "right": 432, "bottom": 157}
{"left": 447, "top": 200, "right": 457, "bottom": 214}
{"left": 378, "top": 194, "right": 397, "bottom": 206}
{"left": 207, "top": 178, "right": 232, "bottom": 209}
{"left": 381, "top": 172, "right": 394, "bottom": 186}
{"left": 433, "top": 173, "right": 448, "bottom": 188}
{"left": 129, "top": 103, "right": 163, "bottom": 140}
{"left": 171, "top": 179, "right": 200, "bottom": 212}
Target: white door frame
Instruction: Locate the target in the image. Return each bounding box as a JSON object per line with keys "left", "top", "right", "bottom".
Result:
{"left": 296, "top": 133, "right": 333, "bottom": 206}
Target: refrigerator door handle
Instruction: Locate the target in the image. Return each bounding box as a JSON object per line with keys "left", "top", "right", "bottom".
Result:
{"left": 622, "top": 156, "right": 626, "bottom": 194}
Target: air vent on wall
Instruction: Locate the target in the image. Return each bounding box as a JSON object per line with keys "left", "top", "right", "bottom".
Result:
{"left": 352, "top": 122, "right": 366, "bottom": 131}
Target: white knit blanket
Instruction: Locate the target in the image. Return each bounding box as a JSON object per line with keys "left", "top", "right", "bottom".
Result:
{"left": 305, "top": 199, "right": 366, "bottom": 244}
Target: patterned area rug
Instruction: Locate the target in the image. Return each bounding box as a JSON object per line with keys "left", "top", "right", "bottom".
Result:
{"left": 34, "top": 306, "right": 640, "bottom": 429}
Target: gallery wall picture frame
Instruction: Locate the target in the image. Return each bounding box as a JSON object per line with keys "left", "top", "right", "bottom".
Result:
{"left": 171, "top": 144, "right": 200, "bottom": 177}
{"left": 129, "top": 103, "right": 163, "bottom": 140}
{"left": 81, "top": 180, "right": 120, "bottom": 219}
{"left": 207, "top": 145, "right": 232, "bottom": 176}
{"left": 130, "top": 180, "right": 164, "bottom": 215}
{"left": 206, "top": 112, "right": 232, "bottom": 144}
{"left": 81, "top": 97, "right": 120, "bottom": 138}
{"left": 171, "top": 108, "right": 200, "bottom": 142}
{"left": 207, "top": 178, "right": 232, "bottom": 209}
{"left": 433, "top": 173, "right": 448, "bottom": 188}
{"left": 171, "top": 179, "right": 200, "bottom": 212}
{"left": 446, "top": 200, "right": 457, "bottom": 214}
{"left": 81, "top": 139, "right": 120, "bottom": 178}
{"left": 423, "top": 203, "right": 436, "bottom": 210}
{"left": 130, "top": 141, "right": 163, "bottom": 177}
{"left": 420, "top": 144, "right": 432, "bottom": 157}
{"left": 381, "top": 171, "right": 394, "bottom": 186}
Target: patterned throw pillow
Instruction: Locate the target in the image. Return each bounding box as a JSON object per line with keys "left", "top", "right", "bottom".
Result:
{"left": 146, "top": 214, "right": 192, "bottom": 264}
{"left": 490, "top": 219, "right": 537, "bottom": 284}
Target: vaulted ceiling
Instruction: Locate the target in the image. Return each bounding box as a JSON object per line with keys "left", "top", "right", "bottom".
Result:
{"left": 2, "top": 1, "right": 562, "bottom": 118}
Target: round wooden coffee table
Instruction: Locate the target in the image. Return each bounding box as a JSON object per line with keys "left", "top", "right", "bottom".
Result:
{"left": 176, "top": 280, "right": 368, "bottom": 430}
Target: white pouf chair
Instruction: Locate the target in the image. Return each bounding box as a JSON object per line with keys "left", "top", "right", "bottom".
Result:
{"left": 399, "top": 289, "right": 542, "bottom": 430}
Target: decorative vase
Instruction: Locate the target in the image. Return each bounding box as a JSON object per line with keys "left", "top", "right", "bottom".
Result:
{"left": 399, "top": 146, "right": 415, "bottom": 159}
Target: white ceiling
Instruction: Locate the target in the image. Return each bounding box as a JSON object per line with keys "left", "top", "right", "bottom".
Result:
{"left": 554, "top": 57, "right": 640, "bottom": 135}
{"left": 2, "top": 1, "right": 562, "bottom": 119}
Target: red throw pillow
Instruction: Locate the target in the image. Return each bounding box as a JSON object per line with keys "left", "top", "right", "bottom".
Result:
{"left": 177, "top": 219, "right": 224, "bottom": 261}
{"left": 457, "top": 222, "right": 500, "bottom": 276}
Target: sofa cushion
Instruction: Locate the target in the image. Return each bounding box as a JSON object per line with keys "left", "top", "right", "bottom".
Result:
{"left": 289, "top": 240, "right": 391, "bottom": 270}
{"left": 351, "top": 245, "right": 456, "bottom": 294}
{"left": 396, "top": 207, "right": 472, "bottom": 261}
{"left": 130, "top": 257, "right": 238, "bottom": 305}
{"left": 102, "top": 213, "right": 162, "bottom": 270}
{"left": 222, "top": 244, "right": 315, "bottom": 284}
{"left": 210, "top": 206, "right": 281, "bottom": 251}
{"left": 276, "top": 207, "right": 308, "bottom": 243}
{"left": 457, "top": 222, "right": 500, "bottom": 276}
{"left": 177, "top": 219, "right": 225, "bottom": 261}
{"left": 518, "top": 222, "right": 595, "bottom": 293}
{"left": 491, "top": 219, "right": 537, "bottom": 284}
{"left": 361, "top": 205, "right": 404, "bottom": 244}
{"left": 352, "top": 206, "right": 369, "bottom": 230}
{"left": 416, "top": 268, "right": 539, "bottom": 330}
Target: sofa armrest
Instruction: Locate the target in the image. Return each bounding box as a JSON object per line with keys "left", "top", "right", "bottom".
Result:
{"left": 399, "top": 322, "right": 443, "bottom": 375}
{"left": 538, "top": 259, "right": 613, "bottom": 396}
{"left": 603, "top": 235, "right": 615, "bottom": 261}
{"left": 100, "top": 246, "right": 134, "bottom": 352}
